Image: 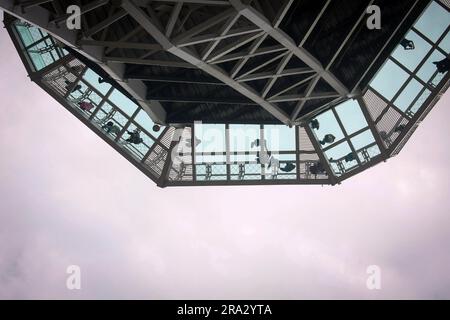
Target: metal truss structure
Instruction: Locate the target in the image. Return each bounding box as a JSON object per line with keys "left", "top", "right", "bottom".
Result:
{"left": 1, "top": 0, "right": 449, "bottom": 188}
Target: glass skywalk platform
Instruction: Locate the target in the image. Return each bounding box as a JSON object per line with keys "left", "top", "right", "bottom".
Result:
{"left": 1, "top": 0, "right": 449, "bottom": 187}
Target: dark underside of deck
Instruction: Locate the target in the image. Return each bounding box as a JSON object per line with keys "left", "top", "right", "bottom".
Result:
{"left": 42, "top": 0, "right": 431, "bottom": 125}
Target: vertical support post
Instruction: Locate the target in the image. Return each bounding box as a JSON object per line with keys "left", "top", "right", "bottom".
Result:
{"left": 356, "top": 96, "right": 389, "bottom": 161}
{"left": 304, "top": 124, "right": 338, "bottom": 185}
{"left": 260, "top": 124, "right": 265, "bottom": 180}
{"left": 225, "top": 123, "right": 231, "bottom": 181}
{"left": 158, "top": 127, "right": 183, "bottom": 187}
{"left": 295, "top": 125, "right": 301, "bottom": 182}
{"left": 191, "top": 125, "right": 197, "bottom": 182}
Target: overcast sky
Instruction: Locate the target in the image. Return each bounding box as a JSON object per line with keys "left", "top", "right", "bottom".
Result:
{"left": 0, "top": 23, "right": 449, "bottom": 300}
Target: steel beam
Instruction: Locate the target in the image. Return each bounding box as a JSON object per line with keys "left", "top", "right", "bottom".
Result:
{"left": 356, "top": 96, "right": 389, "bottom": 161}
{"left": 268, "top": 92, "right": 340, "bottom": 103}
{"left": 209, "top": 45, "right": 287, "bottom": 64}
{"left": 201, "top": 12, "right": 240, "bottom": 61}
{"left": 122, "top": 0, "right": 292, "bottom": 125}
{"left": 133, "top": 0, "right": 230, "bottom": 6}
{"left": 105, "top": 56, "right": 198, "bottom": 69}
{"left": 267, "top": 74, "right": 317, "bottom": 100}
{"left": 206, "top": 31, "right": 265, "bottom": 63}
{"left": 229, "top": 0, "right": 349, "bottom": 97}
{"left": 229, "top": 0, "right": 294, "bottom": 79}
{"left": 78, "top": 39, "right": 162, "bottom": 51}
{"left": 237, "top": 67, "right": 314, "bottom": 82}
{"left": 165, "top": 1, "right": 183, "bottom": 37}
{"left": 49, "top": 0, "right": 110, "bottom": 25}
{"left": 84, "top": 9, "right": 128, "bottom": 38}
{"left": 146, "top": 96, "right": 257, "bottom": 105}
{"left": 18, "top": 0, "right": 53, "bottom": 10}
{"left": 177, "top": 26, "right": 261, "bottom": 47}
{"left": 291, "top": 76, "right": 320, "bottom": 120}
{"left": 172, "top": 8, "right": 235, "bottom": 44}
{"left": 125, "top": 73, "right": 224, "bottom": 85}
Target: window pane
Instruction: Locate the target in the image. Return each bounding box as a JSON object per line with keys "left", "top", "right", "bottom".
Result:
{"left": 121, "top": 123, "right": 154, "bottom": 161}
{"left": 16, "top": 23, "right": 45, "bottom": 46}
{"left": 311, "top": 110, "right": 345, "bottom": 147}
{"left": 278, "top": 153, "right": 297, "bottom": 179}
{"left": 430, "top": 71, "right": 448, "bottom": 87}
{"left": 324, "top": 142, "right": 357, "bottom": 175}
{"left": 68, "top": 81, "right": 89, "bottom": 102}
{"left": 394, "top": 78, "right": 423, "bottom": 112}
{"left": 409, "top": 89, "right": 431, "bottom": 115}
{"left": 229, "top": 125, "right": 259, "bottom": 152}
{"left": 263, "top": 125, "right": 295, "bottom": 151}
{"left": 15, "top": 25, "right": 35, "bottom": 47}
{"left": 29, "top": 51, "right": 45, "bottom": 70}
{"left": 230, "top": 163, "right": 261, "bottom": 180}
{"left": 93, "top": 102, "right": 114, "bottom": 124}
{"left": 335, "top": 100, "right": 368, "bottom": 135}
{"left": 391, "top": 30, "right": 432, "bottom": 71}
{"left": 195, "top": 124, "right": 226, "bottom": 164}
{"left": 28, "top": 26, "right": 44, "bottom": 43}
{"left": 350, "top": 130, "right": 376, "bottom": 151}
{"left": 414, "top": 1, "right": 450, "bottom": 43}
{"left": 229, "top": 125, "right": 260, "bottom": 164}
{"left": 83, "top": 69, "right": 111, "bottom": 95}
{"left": 439, "top": 31, "right": 450, "bottom": 52}
{"left": 196, "top": 164, "right": 227, "bottom": 181}
{"left": 417, "top": 50, "right": 446, "bottom": 82}
{"left": 325, "top": 142, "right": 352, "bottom": 160}
{"left": 370, "top": 59, "right": 409, "bottom": 101}
{"left": 358, "top": 145, "right": 381, "bottom": 163}
{"left": 109, "top": 90, "right": 138, "bottom": 117}
{"left": 134, "top": 110, "right": 162, "bottom": 137}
